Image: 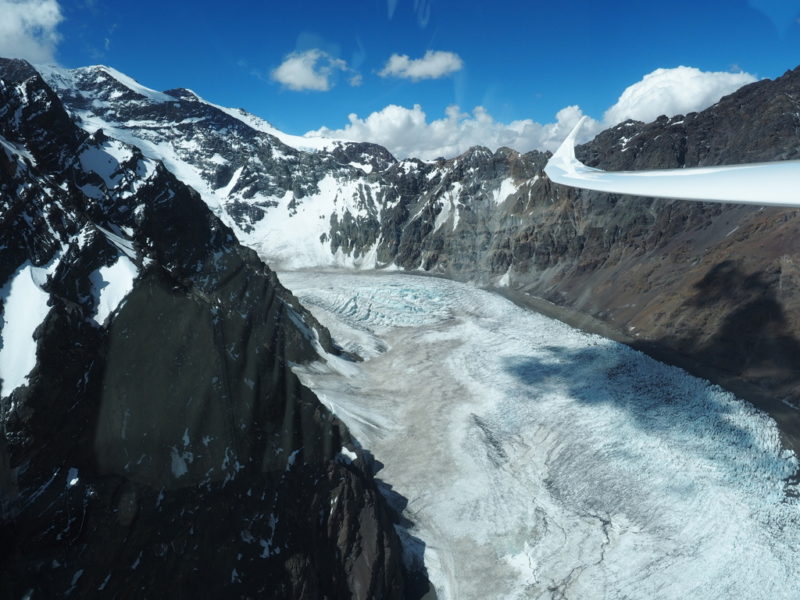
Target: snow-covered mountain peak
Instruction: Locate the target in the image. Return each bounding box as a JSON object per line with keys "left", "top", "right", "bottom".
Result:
{"left": 84, "top": 64, "right": 175, "bottom": 103}
{"left": 163, "top": 87, "right": 202, "bottom": 102}
{"left": 203, "top": 101, "right": 343, "bottom": 152}
{"left": 36, "top": 63, "right": 176, "bottom": 106}
{"left": 32, "top": 61, "right": 546, "bottom": 271}
{"left": 158, "top": 85, "right": 354, "bottom": 154}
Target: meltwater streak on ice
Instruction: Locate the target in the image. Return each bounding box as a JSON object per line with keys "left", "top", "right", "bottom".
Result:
{"left": 280, "top": 271, "right": 800, "bottom": 600}
{"left": 545, "top": 117, "right": 800, "bottom": 207}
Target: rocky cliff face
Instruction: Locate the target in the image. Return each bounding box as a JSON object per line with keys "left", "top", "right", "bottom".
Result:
{"left": 0, "top": 59, "right": 411, "bottom": 599}
{"left": 483, "top": 69, "right": 800, "bottom": 408}
{"left": 43, "top": 61, "right": 800, "bottom": 410}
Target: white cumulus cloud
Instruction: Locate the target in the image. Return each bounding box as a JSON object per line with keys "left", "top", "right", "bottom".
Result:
{"left": 379, "top": 50, "right": 463, "bottom": 81}
{"left": 0, "top": 0, "right": 63, "bottom": 64}
{"left": 307, "top": 66, "right": 756, "bottom": 159}
{"left": 308, "top": 104, "right": 599, "bottom": 160}
{"left": 603, "top": 66, "right": 757, "bottom": 126}
{"left": 271, "top": 49, "right": 358, "bottom": 92}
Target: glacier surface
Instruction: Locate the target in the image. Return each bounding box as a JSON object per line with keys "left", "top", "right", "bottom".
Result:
{"left": 280, "top": 271, "right": 800, "bottom": 600}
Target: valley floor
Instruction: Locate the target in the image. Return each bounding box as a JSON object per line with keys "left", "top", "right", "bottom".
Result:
{"left": 280, "top": 271, "right": 800, "bottom": 600}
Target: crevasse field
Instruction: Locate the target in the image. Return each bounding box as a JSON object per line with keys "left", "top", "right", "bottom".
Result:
{"left": 279, "top": 271, "right": 800, "bottom": 600}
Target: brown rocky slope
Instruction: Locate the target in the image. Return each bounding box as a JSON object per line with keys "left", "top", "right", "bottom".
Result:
{"left": 422, "top": 67, "right": 800, "bottom": 447}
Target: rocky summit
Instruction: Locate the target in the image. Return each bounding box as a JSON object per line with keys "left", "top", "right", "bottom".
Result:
{"left": 0, "top": 58, "right": 410, "bottom": 599}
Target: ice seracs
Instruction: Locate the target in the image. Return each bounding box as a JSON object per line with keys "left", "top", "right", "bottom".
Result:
{"left": 283, "top": 271, "right": 800, "bottom": 600}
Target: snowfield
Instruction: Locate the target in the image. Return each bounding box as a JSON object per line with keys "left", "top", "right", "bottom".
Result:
{"left": 0, "top": 262, "right": 55, "bottom": 397}
{"left": 280, "top": 271, "right": 800, "bottom": 600}
{"left": 89, "top": 254, "right": 138, "bottom": 325}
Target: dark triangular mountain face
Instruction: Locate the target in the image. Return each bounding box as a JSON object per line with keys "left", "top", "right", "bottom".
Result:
{"left": 0, "top": 58, "right": 408, "bottom": 599}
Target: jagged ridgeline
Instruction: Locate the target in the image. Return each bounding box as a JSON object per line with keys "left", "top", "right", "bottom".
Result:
{"left": 34, "top": 59, "right": 800, "bottom": 412}
{"left": 0, "top": 59, "right": 410, "bottom": 598}
{"left": 42, "top": 61, "right": 800, "bottom": 412}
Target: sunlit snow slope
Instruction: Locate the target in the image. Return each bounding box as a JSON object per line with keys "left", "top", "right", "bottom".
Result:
{"left": 280, "top": 271, "right": 800, "bottom": 600}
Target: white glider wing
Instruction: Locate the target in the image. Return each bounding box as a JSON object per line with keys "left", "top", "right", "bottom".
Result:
{"left": 544, "top": 117, "right": 800, "bottom": 207}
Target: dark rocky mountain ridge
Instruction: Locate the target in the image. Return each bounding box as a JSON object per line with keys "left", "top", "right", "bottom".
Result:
{"left": 37, "top": 59, "right": 800, "bottom": 426}
{"left": 0, "top": 58, "right": 413, "bottom": 598}
{"left": 57, "top": 59, "right": 797, "bottom": 423}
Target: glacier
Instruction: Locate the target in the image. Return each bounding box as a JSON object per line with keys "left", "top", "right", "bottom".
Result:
{"left": 280, "top": 270, "right": 800, "bottom": 600}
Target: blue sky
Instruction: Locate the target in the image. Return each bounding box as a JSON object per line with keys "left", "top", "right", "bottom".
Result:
{"left": 2, "top": 0, "right": 799, "bottom": 157}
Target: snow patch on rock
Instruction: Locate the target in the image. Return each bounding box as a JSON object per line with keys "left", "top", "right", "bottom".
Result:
{"left": 89, "top": 255, "right": 138, "bottom": 325}
{"left": 0, "top": 260, "right": 57, "bottom": 396}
